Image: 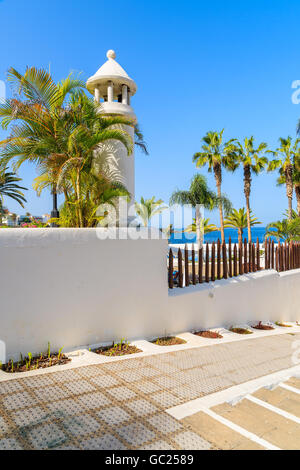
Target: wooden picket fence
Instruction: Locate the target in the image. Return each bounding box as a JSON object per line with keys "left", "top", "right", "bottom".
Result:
{"left": 168, "top": 238, "right": 300, "bottom": 289}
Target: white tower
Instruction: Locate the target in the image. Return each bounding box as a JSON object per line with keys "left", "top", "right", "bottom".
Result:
{"left": 86, "top": 50, "right": 137, "bottom": 222}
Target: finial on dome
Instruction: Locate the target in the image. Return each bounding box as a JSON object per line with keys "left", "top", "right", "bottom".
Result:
{"left": 106, "top": 49, "right": 116, "bottom": 60}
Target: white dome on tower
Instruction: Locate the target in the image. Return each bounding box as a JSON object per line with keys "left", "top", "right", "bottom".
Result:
{"left": 86, "top": 50, "right": 137, "bottom": 96}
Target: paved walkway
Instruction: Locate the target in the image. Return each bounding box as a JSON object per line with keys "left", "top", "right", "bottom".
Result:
{"left": 182, "top": 376, "right": 300, "bottom": 450}
{"left": 0, "top": 333, "right": 299, "bottom": 450}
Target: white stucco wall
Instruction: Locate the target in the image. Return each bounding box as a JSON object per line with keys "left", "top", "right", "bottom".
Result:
{"left": 168, "top": 269, "right": 299, "bottom": 333}
{"left": 0, "top": 228, "right": 168, "bottom": 361}
{"left": 0, "top": 228, "right": 299, "bottom": 362}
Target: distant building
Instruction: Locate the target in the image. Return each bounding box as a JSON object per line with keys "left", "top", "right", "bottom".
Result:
{"left": 2, "top": 212, "right": 50, "bottom": 226}
{"left": 2, "top": 211, "right": 18, "bottom": 227}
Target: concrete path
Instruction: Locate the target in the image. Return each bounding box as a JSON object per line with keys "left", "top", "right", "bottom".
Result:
{"left": 181, "top": 377, "right": 300, "bottom": 450}
{"left": 0, "top": 333, "right": 299, "bottom": 450}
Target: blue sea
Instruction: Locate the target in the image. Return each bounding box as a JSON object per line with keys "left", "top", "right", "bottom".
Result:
{"left": 169, "top": 227, "right": 269, "bottom": 244}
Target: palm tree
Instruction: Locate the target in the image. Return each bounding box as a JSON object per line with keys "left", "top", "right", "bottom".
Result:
{"left": 134, "top": 124, "right": 149, "bottom": 155}
{"left": 185, "top": 217, "right": 219, "bottom": 237}
{"left": 265, "top": 218, "right": 300, "bottom": 243}
{"left": 277, "top": 163, "right": 300, "bottom": 217}
{"left": 52, "top": 179, "right": 130, "bottom": 228}
{"left": 294, "top": 155, "right": 300, "bottom": 216}
{"left": 170, "top": 174, "right": 232, "bottom": 247}
{"left": 0, "top": 67, "right": 86, "bottom": 216}
{"left": 282, "top": 209, "right": 298, "bottom": 219}
{"left": 193, "top": 130, "right": 236, "bottom": 244}
{"left": 232, "top": 137, "right": 267, "bottom": 242}
{"left": 0, "top": 68, "right": 133, "bottom": 226}
{"left": 135, "top": 196, "right": 167, "bottom": 227}
{"left": 51, "top": 95, "right": 133, "bottom": 227}
{"left": 0, "top": 167, "right": 27, "bottom": 215}
{"left": 267, "top": 137, "right": 300, "bottom": 220}
{"left": 224, "top": 208, "right": 260, "bottom": 245}
{"left": 160, "top": 224, "right": 175, "bottom": 239}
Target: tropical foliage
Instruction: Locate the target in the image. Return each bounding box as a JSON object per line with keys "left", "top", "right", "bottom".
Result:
{"left": 267, "top": 137, "right": 300, "bottom": 220}
{"left": 193, "top": 130, "right": 236, "bottom": 244}
{"left": 185, "top": 217, "right": 218, "bottom": 236}
{"left": 0, "top": 167, "right": 27, "bottom": 208}
{"left": 170, "top": 174, "right": 231, "bottom": 247}
{"left": 1, "top": 66, "right": 300, "bottom": 238}
{"left": 231, "top": 137, "right": 267, "bottom": 242}
{"left": 224, "top": 208, "right": 260, "bottom": 245}
{"left": 276, "top": 156, "right": 300, "bottom": 217}
{"left": 0, "top": 67, "right": 134, "bottom": 227}
{"left": 265, "top": 217, "right": 300, "bottom": 243}
{"left": 135, "top": 196, "right": 167, "bottom": 227}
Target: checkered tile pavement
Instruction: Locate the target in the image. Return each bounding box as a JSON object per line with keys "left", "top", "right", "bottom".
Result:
{"left": 0, "top": 333, "right": 298, "bottom": 450}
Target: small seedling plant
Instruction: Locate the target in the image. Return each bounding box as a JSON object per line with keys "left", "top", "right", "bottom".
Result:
{"left": 95, "top": 338, "right": 142, "bottom": 356}
{"left": 152, "top": 330, "right": 187, "bottom": 346}
{"left": 1, "top": 343, "right": 71, "bottom": 373}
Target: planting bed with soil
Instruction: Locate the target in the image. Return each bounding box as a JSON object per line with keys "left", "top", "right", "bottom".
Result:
{"left": 252, "top": 322, "right": 274, "bottom": 330}
{"left": 193, "top": 331, "right": 223, "bottom": 339}
{"left": 1, "top": 353, "right": 70, "bottom": 373}
{"left": 152, "top": 336, "right": 187, "bottom": 346}
{"left": 94, "top": 342, "right": 142, "bottom": 356}
{"left": 230, "top": 327, "right": 253, "bottom": 335}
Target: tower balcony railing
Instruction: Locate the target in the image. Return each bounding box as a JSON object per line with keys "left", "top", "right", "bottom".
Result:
{"left": 99, "top": 101, "right": 136, "bottom": 121}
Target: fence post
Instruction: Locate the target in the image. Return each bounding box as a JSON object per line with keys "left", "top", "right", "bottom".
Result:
{"left": 191, "top": 245, "right": 196, "bottom": 285}
{"left": 271, "top": 240, "right": 274, "bottom": 269}
{"left": 168, "top": 248, "right": 174, "bottom": 289}
{"left": 244, "top": 239, "right": 248, "bottom": 273}
{"left": 290, "top": 242, "right": 293, "bottom": 270}
{"left": 217, "top": 239, "right": 221, "bottom": 280}
{"left": 211, "top": 241, "right": 216, "bottom": 282}
{"left": 251, "top": 243, "right": 256, "bottom": 272}
{"left": 205, "top": 242, "right": 210, "bottom": 283}
{"left": 233, "top": 244, "right": 238, "bottom": 276}
{"left": 198, "top": 247, "right": 203, "bottom": 283}
{"left": 228, "top": 237, "right": 232, "bottom": 277}
{"left": 248, "top": 242, "right": 252, "bottom": 272}
{"left": 268, "top": 239, "right": 271, "bottom": 269}
{"left": 239, "top": 243, "right": 243, "bottom": 275}
{"left": 222, "top": 243, "right": 228, "bottom": 279}
{"left": 280, "top": 243, "right": 284, "bottom": 272}
{"left": 284, "top": 241, "right": 288, "bottom": 271}
{"left": 256, "top": 238, "right": 260, "bottom": 271}
{"left": 278, "top": 241, "right": 281, "bottom": 272}
{"left": 185, "top": 244, "right": 189, "bottom": 286}
{"left": 264, "top": 239, "right": 268, "bottom": 270}
{"left": 178, "top": 248, "right": 183, "bottom": 287}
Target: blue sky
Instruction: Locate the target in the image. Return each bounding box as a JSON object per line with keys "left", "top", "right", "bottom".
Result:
{"left": 1, "top": 0, "right": 300, "bottom": 225}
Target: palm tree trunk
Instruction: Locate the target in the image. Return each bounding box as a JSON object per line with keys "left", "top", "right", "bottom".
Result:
{"left": 214, "top": 162, "right": 225, "bottom": 244}
{"left": 76, "top": 168, "right": 83, "bottom": 228}
{"left": 285, "top": 164, "right": 293, "bottom": 220}
{"left": 295, "top": 184, "right": 300, "bottom": 217}
{"left": 244, "top": 164, "right": 252, "bottom": 243}
{"left": 63, "top": 188, "right": 69, "bottom": 202}
{"left": 195, "top": 204, "right": 203, "bottom": 248}
{"left": 238, "top": 228, "right": 243, "bottom": 246}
